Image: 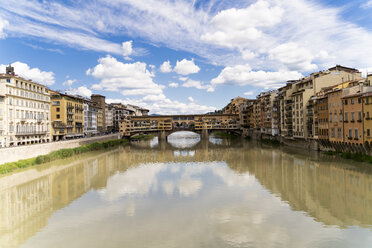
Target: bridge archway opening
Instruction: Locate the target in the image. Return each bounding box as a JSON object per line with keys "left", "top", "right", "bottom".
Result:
{"left": 167, "top": 131, "right": 201, "bottom": 148}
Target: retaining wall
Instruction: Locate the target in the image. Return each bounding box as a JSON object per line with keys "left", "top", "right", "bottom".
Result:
{"left": 0, "top": 133, "right": 120, "bottom": 164}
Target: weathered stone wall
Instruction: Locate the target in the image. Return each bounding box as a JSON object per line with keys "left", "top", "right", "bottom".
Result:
{"left": 0, "top": 134, "right": 120, "bottom": 164}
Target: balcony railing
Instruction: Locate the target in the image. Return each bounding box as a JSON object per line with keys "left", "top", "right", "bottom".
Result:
{"left": 15, "top": 131, "right": 48, "bottom": 136}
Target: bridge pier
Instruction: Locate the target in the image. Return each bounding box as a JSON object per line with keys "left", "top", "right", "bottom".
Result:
{"left": 158, "top": 130, "right": 168, "bottom": 141}
{"left": 201, "top": 129, "right": 209, "bottom": 140}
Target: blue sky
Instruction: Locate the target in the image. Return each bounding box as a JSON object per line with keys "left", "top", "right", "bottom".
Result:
{"left": 1, "top": 0, "right": 372, "bottom": 114}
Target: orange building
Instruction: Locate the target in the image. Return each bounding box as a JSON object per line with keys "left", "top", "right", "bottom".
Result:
{"left": 315, "top": 95, "right": 329, "bottom": 141}
{"left": 343, "top": 93, "right": 363, "bottom": 145}
{"left": 328, "top": 89, "right": 343, "bottom": 143}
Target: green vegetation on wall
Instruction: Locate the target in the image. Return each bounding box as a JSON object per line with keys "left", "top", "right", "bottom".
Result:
{"left": 0, "top": 139, "right": 128, "bottom": 174}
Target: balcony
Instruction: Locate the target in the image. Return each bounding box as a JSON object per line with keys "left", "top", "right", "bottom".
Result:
{"left": 348, "top": 136, "right": 352, "bottom": 140}
{"left": 358, "top": 119, "right": 362, "bottom": 123}
{"left": 350, "top": 120, "right": 355, "bottom": 123}
{"left": 15, "top": 131, "right": 48, "bottom": 136}
{"left": 67, "top": 111, "right": 74, "bottom": 115}
{"left": 67, "top": 106, "right": 74, "bottom": 110}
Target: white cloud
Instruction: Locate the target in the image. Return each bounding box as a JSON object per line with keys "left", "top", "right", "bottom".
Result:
{"left": 107, "top": 96, "right": 216, "bottom": 115}
{"left": 361, "top": 1, "right": 372, "bottom": 9}
{"left": 160, "top": 60, "right": 172, "bottom": 73}
{"left": 201, "top": 1, "right": 283, "bottom": 48}
{"left": 0, "top": 61, "right": 55, "bottom": 86}
{"left": 62, "top": 79, "right": 76, "bottom": 87}
{"left": 168, "top": 82, "right": 179, "bottom": 88}
{"left": 87, "top": 55, "right": 163, "bottom": 96}
{"left": 269, "top": 42, "right": 317, "bottom": 71}
{"left": 244, "top": 91, "right": 255, "bottom": 96}
{"left": 188, "top": 96, "right": 194, "bottom": 102}
{"left": 211, "top": 64, "right": 302, "bottom": 89}
{"left": 122, "top": 40, "right": 133, "bottom": 57}
{"left": 174, "top": 59, "right": 200, "bottom": 75}
{"left": 179, "top": 77, "right": 188, "bottom": 82}
{"left": 0, "top": 18, "right": 9, "bottom": 39}
{"left": 182, "top": 79, "right": 214, "bottom": 92}
{"left": 66, "top": 86, "right": 92, "bottom": 98}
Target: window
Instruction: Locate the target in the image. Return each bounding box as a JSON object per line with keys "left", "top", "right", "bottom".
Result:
{"left": 6, "top": 79, "right": 10, "bottom": 83}
{"left": 351, "top": 99, "right": 354, "bottom": 104}
{"left": 344, "top": 99, "right": 348, "bottom": 105}
{"left": 368, "top": 129, "right": 371, "bottom": 137}
{"left": 367, "top": 112, "right": 370, "bottom": 119}
{"left": 349, "top": 129, "right": 352, "bottom": 138}
{"left": 358, "top": 112, "right": 362, "bottom": 121}
{"left": 53, "top": 101, "right": 60, "bottom": 106}
{"left": 355, "top": 129, "right": 359, "bottom": 139}
{"left": 56, "top": 114, "right": 60, "bottom": 119}
{"left": 329, "top": 113, "right": 332, "bottom": 122}
{"left": 331, "top": 128, "right": 335, "bottom": 138}
{"left": 351, "top": 112, "right": 355, "bottom": 121}
{"left": 56, "top": 107, "right": 60, "bottom": 112}
{"left": 358, "top": 98, "right": 362, "bottom": 104}
{"left": 337, "top": 128, "right": 342, "bottom": 139}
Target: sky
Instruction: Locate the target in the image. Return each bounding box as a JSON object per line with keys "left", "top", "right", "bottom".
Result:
{"left": 1, "top": 0, "right": 372, "bottom": 114}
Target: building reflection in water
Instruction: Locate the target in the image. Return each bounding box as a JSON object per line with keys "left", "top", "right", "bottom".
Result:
{"left": 0, "top": 137, "right": 371, "bottom": 247}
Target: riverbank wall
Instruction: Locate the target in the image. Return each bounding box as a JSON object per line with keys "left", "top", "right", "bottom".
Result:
{"left": 0, "top": 134, "right": 120, "bottom": 164}
{"left": 242, "top": 128, "right": 372, "bottom": 154}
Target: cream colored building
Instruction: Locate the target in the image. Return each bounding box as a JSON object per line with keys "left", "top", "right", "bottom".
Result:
{"left": 289, "top": 65, "right": 363, "bottom": 140}
{"left": 0, "top": 65, "right": 51, "bottom": 147}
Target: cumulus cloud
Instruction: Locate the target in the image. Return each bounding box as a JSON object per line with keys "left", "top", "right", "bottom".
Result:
{"left": 174, "top": 59, "right": 200, "bottom": 75}
{"left": 122, "top": 40, "right": 133, "bottom": 58}
{"left": 179, "top": 77, "right": 188, "bottom": 82}
{"left": 168, "top": 82, "right": 179, "bottom": 88}
{"left": 182, "top": 79, "right": 214, "bottom": 92}
{"left": 107, "top": 96, "right": 216, "bottom": 115}
{"left": 188, "top": 96, "right": 194, "bottom": 102}
{"left": 0, "top": 61, "right": 55, "bottom": 85}
{"left": 66, "top": 86, "right": 92, "bottom": 98}
{"left": 244, "top": 91, "right": 255, "bottom": 96}
{"left": 160, "top": 60, "right": 172, "bottom": 73}
{"left": 0, "top": 18, "right": 9, "bottom": 39}
{"left": 211, "top": 64, "right": 302, "bottom": 89}
{"left": 269, "top": 42, "right": 317, "bottom": 71}
{"left": 62, "top": 79, "right": 76, "bottom": 87}
{"left": 201, "top": 1, "right": 283, "bottom": 48}
{"left": 87, "top": 55, "right": 163, "bottom": 96}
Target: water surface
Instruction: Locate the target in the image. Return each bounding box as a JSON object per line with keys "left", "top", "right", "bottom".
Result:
{"left": 1, "top": 132, "right": 372, "bottom": 248}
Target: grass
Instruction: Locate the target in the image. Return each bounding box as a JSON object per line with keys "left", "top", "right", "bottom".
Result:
{"left": 323, "top": 150, "right": 372, "bottom": 163}
{"left": 130, "top": 134, "right": 156, "bottom": 140}
{"left": 213, "top": 132, "right": 238, "bottom": 139}
{"left": 0, "top": 139, "right": 129, "bottom": 174}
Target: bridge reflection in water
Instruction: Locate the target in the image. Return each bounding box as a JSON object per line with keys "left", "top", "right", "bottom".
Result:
{"left": 0, "top": 137, "right": 372, "bottom": 247}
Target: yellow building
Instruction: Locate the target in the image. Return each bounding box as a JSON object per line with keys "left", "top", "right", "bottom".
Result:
{"left": 49, "top": 91, "right": 84, "bottom": 140}
{"left": 222, "top": 97, "right": 248, "bottom": 115}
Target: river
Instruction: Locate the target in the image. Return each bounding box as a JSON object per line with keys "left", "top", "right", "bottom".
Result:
{"left": 0, "top": 132, "right": 372, "bottom": 248}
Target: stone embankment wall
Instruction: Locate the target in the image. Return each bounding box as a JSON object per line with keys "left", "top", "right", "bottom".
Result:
{"left": 243, "top": 128, "right": 372, "bottom": 154}
{"left": 0, "top": 134, "right": 120, "bottom": 164}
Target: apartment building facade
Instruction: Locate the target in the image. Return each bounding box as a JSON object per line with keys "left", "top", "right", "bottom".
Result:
{"left": 0, "top": 65, "right": 51, "bottom": 147}
{"left": 50, "top": 91, "right": 84, "bottom": 140}
{"left": 84, "top": 100, "right": 98, "bottom": 136}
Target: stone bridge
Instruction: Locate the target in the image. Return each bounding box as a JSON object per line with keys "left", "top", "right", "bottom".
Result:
{"left": 119, "top": 114, "right": 241, "bottom": 140}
